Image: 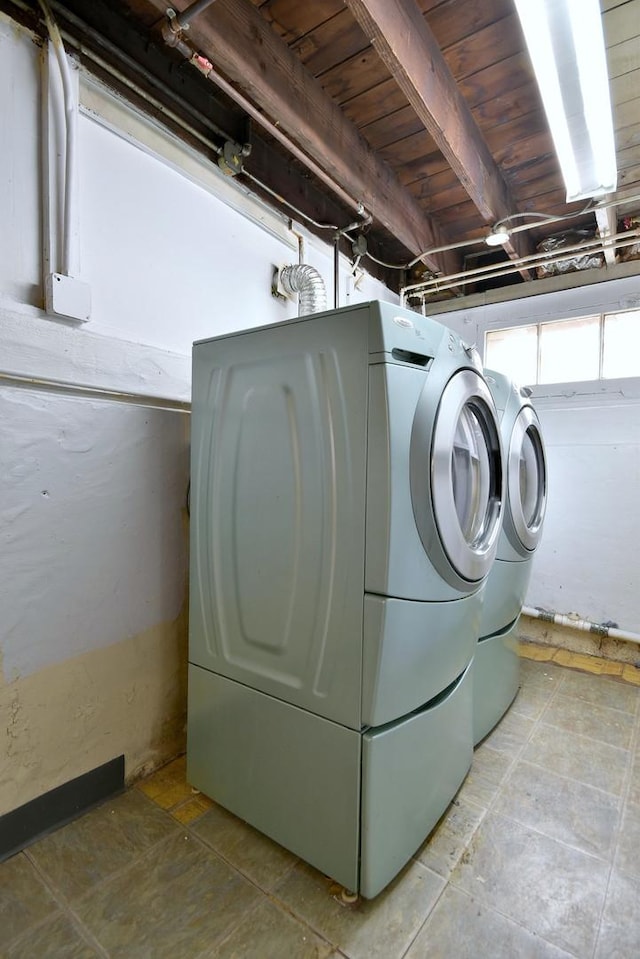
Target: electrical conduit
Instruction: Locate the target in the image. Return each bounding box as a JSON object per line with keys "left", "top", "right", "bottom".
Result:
{"left": 38, "top": 0, "right": 78, "bottom": 277}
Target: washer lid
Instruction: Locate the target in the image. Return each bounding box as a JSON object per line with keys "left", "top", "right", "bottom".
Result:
{"left": 506, "top": 406, "right": 547, "bottom": 553}
{"left": 411, "top": 368, "right": 504, "bottom": 589}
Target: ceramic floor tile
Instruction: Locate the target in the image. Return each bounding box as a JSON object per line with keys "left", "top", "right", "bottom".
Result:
{"left": 148, "top": 780, "right": 194, "bottom": 810}
{"left": 170, "top": 794, "right": 214, "bottom": 825}
{"left": 559, "top": 670, "right": 640, "bottom": 715}
{"left": 211, "top": 899, "right": 333, "bottom": 959}
{"left": 190, "top": 802, "right": 298, "bottom": 891}
{"left": 74, "top": 831, "right": 261, "bottom": 958}
{"left": 455, "top": 743, "right": 513, "bottom": 808}
{"left": 414, "top": 796, "right": 485, "bottom": 878}
{"left": 28, "top": 789, "right": 181, "bottom": 902}
{"left": 542, "top": 693, "right": 635, "bottom": 750}
{"left": 481, "top": 709, "right": 535, "bottom": 756}
{"left": 523, "top": 721, "right": 630, "bottom": 796}
{"left": 135, "top": 756, "right": 187, "bottom": 800}
{"left": 627, "top": 751, "right": 640, "bottom": 807}
{"left": 450, "top": 812, "right": 609, "bottom": 957}
{"left": 594, "top": 870, "right": 640, "bottom": 959}
{"left": 518, "top": 659, "right": 566, "bottom": 690}
{"left": 0, "top": 854, "right": 59, "bottom": 950}
{"left": 509, "top": 681, "right": 556, "bottom": 721}
{"left": 614, "top": 800, "right": 640, "bottom": 881}
{"left": 274, "top": 859, "right": 444, "bottom": 959}
{"left": 494, "top": 760, "right": 621, "bottom": 859}
{"left": 404, "top": 884, "right": 575, "bottom": 959}
{"left": 4, "top": 912, "right": 100, "bottom": 959}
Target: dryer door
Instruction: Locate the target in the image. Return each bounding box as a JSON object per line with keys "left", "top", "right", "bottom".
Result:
{"left": 411, "top": 369, "right": 504, "bottom": 590}
{"left": 506, "top": 406, "right": 547, "bottom": 553}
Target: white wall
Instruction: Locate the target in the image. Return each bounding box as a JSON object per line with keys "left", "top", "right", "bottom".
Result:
{"left": 436, "top": 279, "right": 640, "bottom": 632}
{"left": 0, "top": 13, "right": 396, "bottom": 815}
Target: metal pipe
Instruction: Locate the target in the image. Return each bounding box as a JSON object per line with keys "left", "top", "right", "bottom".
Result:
{"left": 401, "top": 230, "right": 640, "bottom": 301}
{"left": 173, "top": 0, "right": 219, "bottom": 29}
{"left": 49, "top": 2, "right": 231, "bottom": 145}
{"left": 522, "top": 606, "right": 640, "bottom": 645}
{"left": 334, "top": 234, "right": 340, "bottom": 309}
{"left": 183, "top": 52, "right": 364, "bottom": 216}
{"left": 243, "top": 172, "right": 338, "bottom": 231}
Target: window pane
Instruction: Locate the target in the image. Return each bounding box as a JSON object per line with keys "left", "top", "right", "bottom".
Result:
{"left": 603, "top": 310, "right": 640, "bottom": 378}
{"left": 485, "top": 326, "right": 538, "bottom": 384}
{"left": 539, "top": 316, "right": 600, "bottom": 383}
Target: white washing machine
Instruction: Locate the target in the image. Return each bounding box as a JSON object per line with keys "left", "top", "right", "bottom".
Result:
{"left": 473, "top": 369, "right": 547, "bottom": 744}
{"left": 188, "top": 301, "right": 504, "bottom": 897}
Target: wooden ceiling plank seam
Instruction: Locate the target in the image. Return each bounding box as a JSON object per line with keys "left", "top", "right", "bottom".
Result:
{"left": 290, "top": 11, "right": 370, "bottom": 79}
{"left": 252, "top": 0, "right": 345, "bottom": 45}
{"left": 458, "top": 52, "right": 534, "bottom": 112}
{"left": 344, "top": 0, "right": 533, "bottom": 271}
{"left": 423, "top": 0, "right": 515, "bottom": 53}
{"left": 611, "top": 70, "right": 640, "bottom": 107}
{"left": 145, "top": 0, "right": 461, "bottom": 277}
{"left": 341, "top": 78, "right": 409, "bottom": 127}
{"left": 607, "top": 36, "right": 640, "bottom": 78}
{"left": 439, "top": 13, "right": 523, "bottom": 84}
{"left": 604, "top": 0, "right": 640, "bottom": 48}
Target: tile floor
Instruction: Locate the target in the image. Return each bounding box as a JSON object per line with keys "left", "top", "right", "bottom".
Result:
{"left": 3, "top": 642, "right": 640, "bottom": 958}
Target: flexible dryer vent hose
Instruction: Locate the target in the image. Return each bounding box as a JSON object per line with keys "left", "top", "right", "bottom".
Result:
{"left": 280, "top": 264, "right": 327, "bottom": 316}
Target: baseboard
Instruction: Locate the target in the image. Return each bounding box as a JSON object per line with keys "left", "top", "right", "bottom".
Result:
{"left": 0, "top": 755, "right": 125, "bottom": 862}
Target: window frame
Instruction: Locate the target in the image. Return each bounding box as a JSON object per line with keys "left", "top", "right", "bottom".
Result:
{"left": 484, "top": 307, "right": 640, "bottom": 389}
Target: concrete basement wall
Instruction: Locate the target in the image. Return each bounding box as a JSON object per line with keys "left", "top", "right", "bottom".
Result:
{"left": 0, "top": 14, "right": 395, "bottom": 817}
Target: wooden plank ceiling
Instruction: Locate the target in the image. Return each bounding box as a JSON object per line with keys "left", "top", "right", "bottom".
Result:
{"left": 21, "top": 0, "right": 640, "bottom": 297}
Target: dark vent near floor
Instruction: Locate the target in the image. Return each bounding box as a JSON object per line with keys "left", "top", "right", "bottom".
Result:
{"left": 0, "top": 755, "right": 125, "bottom": 862}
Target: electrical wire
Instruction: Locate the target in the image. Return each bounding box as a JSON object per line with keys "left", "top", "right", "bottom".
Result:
{"left": 366, "top": 191, "right": 640, "bottom": 272}
{"left": 401, "top": 229, "right": 640, "bottom": 300}
{"left": 242, "top": 171, "right": 339, "bottom": 230}
{"left": 38, "top": 0, "right": 77, "bottom": 276}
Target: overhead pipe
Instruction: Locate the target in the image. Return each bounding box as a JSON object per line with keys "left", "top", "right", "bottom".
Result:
{"left": 280, "top": 264, "right": 327, "bottom": 317}
{"left": 158, "top": 12, "right": 365, "bottom": 217}
{"left": 401, "top": 229, "right": 640, "bottom": 302}
{"left": 170, "top": 0, "right": 219, "bottom": 30}
{"left": 522, "top": 606, "right": 640, "bottom": 645}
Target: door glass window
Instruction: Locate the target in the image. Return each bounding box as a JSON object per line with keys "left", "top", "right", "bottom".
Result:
{"left": 519, "top": 426, "right": 543, "bottom": 527}
{"left": 451, "top": 405, "right": 491, "bottom": 545}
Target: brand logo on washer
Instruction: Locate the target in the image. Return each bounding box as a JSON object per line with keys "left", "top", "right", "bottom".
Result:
{"left": 393, "top": 316, "right": 414, "bottom": 330}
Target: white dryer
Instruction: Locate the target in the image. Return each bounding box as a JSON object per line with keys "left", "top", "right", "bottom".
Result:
{"left": 473, "top": 369, "right": 547, "bottom": 744}
{"left": 188, "top": 301, "right": 504, "bottom": 897}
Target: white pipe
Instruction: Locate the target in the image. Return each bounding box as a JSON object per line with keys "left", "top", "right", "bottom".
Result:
{"left": 39, "top": 0, "right": 78, "bottom": 277}
{"left": 401, "top": 228, "right": 640, "bottom": 301}
{"left": 522, "top": 605, "right": 640, "bottom": 645}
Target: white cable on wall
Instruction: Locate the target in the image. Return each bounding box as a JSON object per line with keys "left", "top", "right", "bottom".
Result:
{"left": 38, "top": 0, "right": 78, "bottom": 278}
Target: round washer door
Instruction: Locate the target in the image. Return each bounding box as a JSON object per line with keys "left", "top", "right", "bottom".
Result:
{"left": 411, "top": 368, "right": 504, "bottom": 590}
{"left": 506, "top": 406, "right": 547, "bottom": 552}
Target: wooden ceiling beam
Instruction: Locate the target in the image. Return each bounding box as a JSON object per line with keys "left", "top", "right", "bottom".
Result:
{"left": 345, "top": 0, "right": 534, "bottom": 273}
{"left": 144, "top": 0, "right": 462, "bottom": 277}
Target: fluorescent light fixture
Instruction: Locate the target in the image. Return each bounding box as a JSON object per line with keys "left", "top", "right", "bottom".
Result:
{"left": 514, "top": 0, "right": 617, "bottom": 202}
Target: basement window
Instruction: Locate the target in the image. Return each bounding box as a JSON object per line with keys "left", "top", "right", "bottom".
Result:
{"left": 484, "top": 309, "right": 640, "bottom": 385}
